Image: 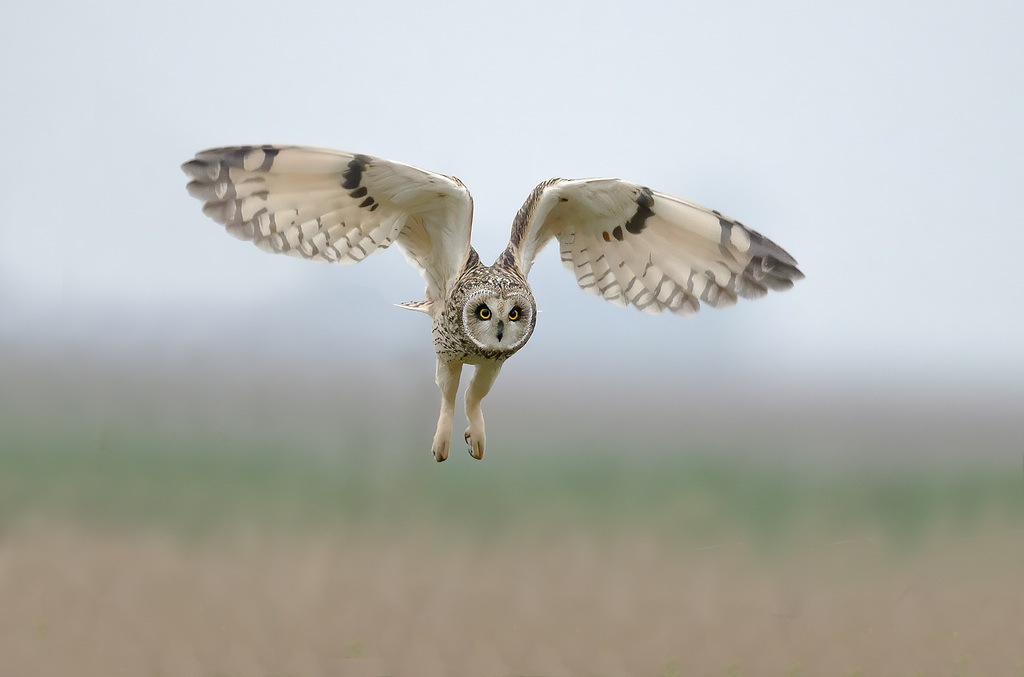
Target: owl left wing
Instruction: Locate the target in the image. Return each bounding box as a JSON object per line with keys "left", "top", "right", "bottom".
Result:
{"left": 182, "top": 145, "right": 474, "bottom": 304}
{"left": 501, "top": 178, "right": 803, "bottom": 315}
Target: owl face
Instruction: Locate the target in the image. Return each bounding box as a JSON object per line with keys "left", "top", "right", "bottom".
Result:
{"left": 462, "top": 288, "right": 536, "bottom": 354}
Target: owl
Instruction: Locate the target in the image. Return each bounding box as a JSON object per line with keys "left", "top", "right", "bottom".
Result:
{"left": 182, "top": 145, "right": 803, "bottom": 461}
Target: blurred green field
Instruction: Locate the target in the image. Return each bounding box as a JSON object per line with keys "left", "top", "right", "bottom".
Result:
{"left": 3, "top": 421, "right": 1021, "bottom": 550}
{"left": 4, "top": 345, "right": 1022, "bottom": 551}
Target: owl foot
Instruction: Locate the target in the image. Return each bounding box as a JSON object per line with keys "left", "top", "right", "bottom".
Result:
{"left": 432, "top": 432, "right": 451, "bottom": 462}
{"left": 464, "top": 428, "right": 485, "bottom": 460}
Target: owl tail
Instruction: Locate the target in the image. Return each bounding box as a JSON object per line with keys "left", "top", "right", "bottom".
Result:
{"left": 395, "top": 300, "right": 433, "bottom": 314}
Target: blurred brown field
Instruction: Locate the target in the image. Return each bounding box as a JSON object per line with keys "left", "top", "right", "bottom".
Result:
{"left": 2, "top": 516, "right": 1023, "bottom": 677}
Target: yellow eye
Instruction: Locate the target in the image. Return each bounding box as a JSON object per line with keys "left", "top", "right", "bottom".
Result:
{"left": 508, "top": 308, "right": 519, "bottom": 321}
{"left": 478, "top": 306, "right": 491, "bottom": 320}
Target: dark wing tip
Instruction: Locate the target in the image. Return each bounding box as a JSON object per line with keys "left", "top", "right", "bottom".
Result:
{"left": 181, "top": 157, "right": 222, "bottom": 181}
{"left": 744, "top": 254, "right": 804, "bottom": 291}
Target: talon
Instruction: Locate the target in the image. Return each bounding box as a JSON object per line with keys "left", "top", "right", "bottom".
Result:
{"left": 432, "top": 437, "right": 450, "bottom": 462}
{"left": 464, "top": 429, "right": 485, "bottom": 460}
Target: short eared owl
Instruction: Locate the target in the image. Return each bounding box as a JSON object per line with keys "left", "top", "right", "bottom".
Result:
{"left": 182, "top": 146, "right": 803, "bottom": 461}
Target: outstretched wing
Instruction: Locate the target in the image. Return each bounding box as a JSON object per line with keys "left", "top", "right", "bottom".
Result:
{"left": 501, "top": 178, "right": 803, "bottom": 315}
{"left": 182, "top": 145, "right": 474, "bottom": 304}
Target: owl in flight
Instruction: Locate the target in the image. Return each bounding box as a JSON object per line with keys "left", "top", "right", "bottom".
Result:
{"left": 182, "top": 145, "right": 803, "bottom": 461}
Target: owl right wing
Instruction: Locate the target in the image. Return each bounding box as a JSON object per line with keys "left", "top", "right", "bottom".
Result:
{"left": 182, "top": 145, "right": 475, "bottom": 305}
{"left": 500, "top": 178, "right": 802, "bottom": 315}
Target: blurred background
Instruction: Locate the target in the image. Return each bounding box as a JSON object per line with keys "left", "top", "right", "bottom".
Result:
{"left": 2, "top": 0, "right": 1023, "bottom": 675}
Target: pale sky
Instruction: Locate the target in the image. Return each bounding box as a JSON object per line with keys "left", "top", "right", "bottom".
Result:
{"left": 2, "top": 0, "right": 1022, "bottom": 389}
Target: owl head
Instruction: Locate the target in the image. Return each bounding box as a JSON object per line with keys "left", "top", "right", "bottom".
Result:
{"left": 462, "top": 286, "right": 536, "bottom": 355}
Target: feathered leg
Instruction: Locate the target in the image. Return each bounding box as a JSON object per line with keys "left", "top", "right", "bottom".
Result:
{"left": 432, "top": 358, "right": 463, "bottom": 462}
{"left": 464, "top": 362, "right": 502, "bottom": 460}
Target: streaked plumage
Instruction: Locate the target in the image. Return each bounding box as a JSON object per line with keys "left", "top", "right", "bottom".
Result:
{"left": 182, "top": 145, "right": 803, "bottom": 461}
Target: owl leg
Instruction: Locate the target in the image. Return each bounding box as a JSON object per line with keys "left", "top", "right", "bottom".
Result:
{"left": 464, "top": 362, "right": 502, "bottom": 460}
{"left": 432, "top": 358, "right": 463, "bottom": 462}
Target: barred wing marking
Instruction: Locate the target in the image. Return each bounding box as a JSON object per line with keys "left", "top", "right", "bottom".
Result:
{"left": 182, "top": 145, "right": 474, "bottom": 304}
{"left": 502, "top": 178, "right": 803, "bottom": 315}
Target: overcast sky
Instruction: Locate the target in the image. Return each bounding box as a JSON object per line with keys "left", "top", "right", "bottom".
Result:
{"left": 2, "top": 0, "right": 1022, "bottom": 391}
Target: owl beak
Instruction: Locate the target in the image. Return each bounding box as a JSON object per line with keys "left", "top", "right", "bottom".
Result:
{"left": 496, "top": 320, "right": 504, "bottom": 342}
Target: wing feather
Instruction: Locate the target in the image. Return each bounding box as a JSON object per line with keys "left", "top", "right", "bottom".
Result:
{"left": 182, "top": 145, "right": 474, "bottom": 306}
{"left": 502, "top": 178, "right": 802, "bottom": 316}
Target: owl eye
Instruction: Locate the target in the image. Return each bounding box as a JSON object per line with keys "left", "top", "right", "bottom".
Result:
{"left": 477, "top": 305, "right": 491, "bottom": 320}
{"left": 508, "top": 308, "right": 520, "bottom": 321}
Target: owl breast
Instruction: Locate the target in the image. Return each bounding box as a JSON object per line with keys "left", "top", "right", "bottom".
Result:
{"left": 434, "top": 263, "right": 536, "bottom": 364}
